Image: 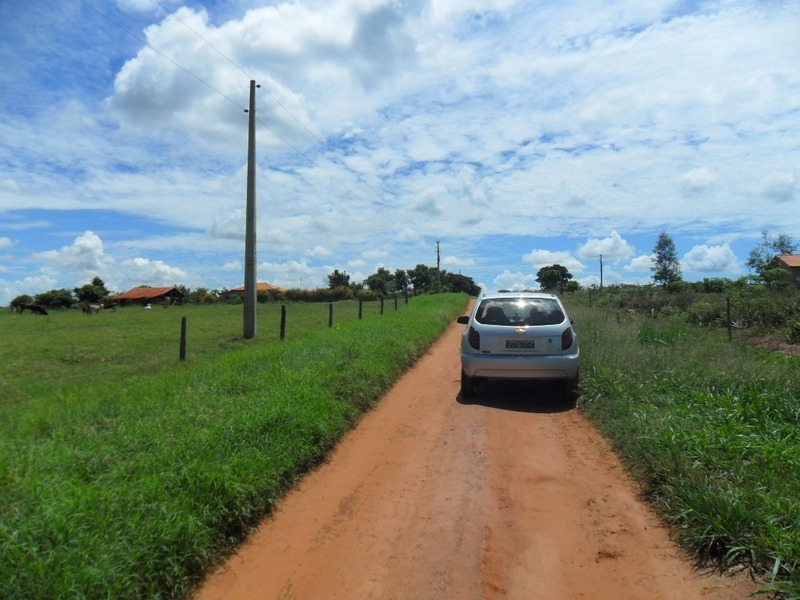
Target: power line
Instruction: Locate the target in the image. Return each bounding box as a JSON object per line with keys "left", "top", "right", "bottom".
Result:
{"left": 150, "top": 0, "right": 327, "bottom": 148}
{"left": 80, "top": 0, "right": 384, "bottom": 205}
{"left": 80, "top": 0, "right": 245, "bottom": 112}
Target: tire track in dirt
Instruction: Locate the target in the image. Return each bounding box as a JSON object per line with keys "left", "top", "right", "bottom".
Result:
{"left": 194, "top": 314, "right": 754, "bottom": 600}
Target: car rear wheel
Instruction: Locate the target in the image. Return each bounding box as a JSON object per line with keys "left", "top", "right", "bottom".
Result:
{"left": 460, "top": 369, "right": 474, "bottom": 399}
{"left": 565, "top": 371, "right": 580, "bottom": 405}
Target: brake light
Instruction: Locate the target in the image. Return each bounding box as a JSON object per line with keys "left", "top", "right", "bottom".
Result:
{"left": 561, "top": 327, "right": 574, "bottom": 350}
{"left": 468, "top": 326, "right": 480, "bottom": 350}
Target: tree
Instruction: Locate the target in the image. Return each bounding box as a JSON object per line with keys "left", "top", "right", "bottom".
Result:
{"left": 407, "top": 264, "right": 434, "bottom": 294}
{"left": 188, "top": 287, "right": 218, "bottom": 304}
{"left": 394, "top": 269, "right": 409, "bottom": 296}
{"left": 651, "top": 233, "right": 682, "bottom": 286}
{"left": 536, "top": 264, "right": 573, "bottom": 291}
{"left": 364, "top": 267, "right": 395, "bottom": 296}
{"left": 746, "top": 231, "right": 797, "bottom": 277}
{"left": 327, "top": 269, "right": 350, "bottom": 289}
{"left": 10, "top": 294, "right": 33, "bottom": 310}
{"left": 442, "top": 271, "right": 481, "bottom": 295}
{"left": 74, "top": 276, "right": 111, "bottom": 303}
{"left": 34, "top": 289, "right": 75, "bottom": 309}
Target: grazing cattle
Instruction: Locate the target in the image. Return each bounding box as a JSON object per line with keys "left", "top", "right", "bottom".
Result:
{"left": 83, "top": 303, "right": 102, "bottom": 315}
{"left": 83, "top": 302, "right": 117, "bottom": 315}
{"left": 19, "top": 303, "right": 48, "bottom": 315}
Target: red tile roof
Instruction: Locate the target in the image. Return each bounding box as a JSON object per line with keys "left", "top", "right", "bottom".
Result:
{"left": 114, "top": 286, "right": 183, "bottom": 300}
{"left": 776, "top": 255, "right": 800, "bottom": 268}
{"left": 228, "top": 282, "right": 278, "bottom": 292}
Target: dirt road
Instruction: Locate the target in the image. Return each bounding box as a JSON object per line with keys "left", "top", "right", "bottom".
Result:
{"left": 195, "top": 317, "right": 754, "bottom": 599}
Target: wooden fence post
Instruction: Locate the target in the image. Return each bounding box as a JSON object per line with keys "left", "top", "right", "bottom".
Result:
{"left": 359, "top": 300, "right": 363, "bottom": 320}
{"left": 280, "top": 304, "right": 286, "bottom": 340}
{"left": 380, "top": 297, "right": 384, "bottom": 315}
{"left": 179, "top": 316, "right": 187, "bottom": 361}
{"left": 329, "top": 302, "right": 333, "bottom": 327}
{"left": 394, "top": 295, "right": 398, "bottom": 310}
{"left": 727, "top": 297, "right": 732, "bottom": 341}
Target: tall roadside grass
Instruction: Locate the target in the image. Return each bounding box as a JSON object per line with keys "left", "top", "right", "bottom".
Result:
{"left": 567, "top": 299, "right": 800, "bottom": 598}
{"left": 0, "top": 294, "right": 467, "bottom": 599}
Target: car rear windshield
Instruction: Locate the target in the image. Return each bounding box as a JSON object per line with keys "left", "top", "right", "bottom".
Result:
{"left": 475, "top": 297, "right": 565, "bottom": 326}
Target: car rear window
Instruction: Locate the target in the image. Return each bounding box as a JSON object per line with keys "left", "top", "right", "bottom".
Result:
{"left": 475, "top": 298, "right": 565, "bottom": 326}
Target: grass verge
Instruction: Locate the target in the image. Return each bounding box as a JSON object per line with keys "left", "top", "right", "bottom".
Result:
{"left": 568, "top": 299, "right": 800, "bottom": 598}
{"left": 0, "top": 294, "right": 467, "bottom": 599}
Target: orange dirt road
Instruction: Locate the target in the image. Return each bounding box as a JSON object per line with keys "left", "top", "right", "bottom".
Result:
{"left": 195, "top": 316, "right": 754, "bottom": 600}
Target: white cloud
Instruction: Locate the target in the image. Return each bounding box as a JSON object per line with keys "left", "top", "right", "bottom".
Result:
{"left": 32, "top": 231, "right": 114, "bottom": 273}
{"left": 762, "top": 172, "right": 797, "bottom": 202}
{"left": 679, "top": 167, "right": 717, "bottom": 193}
{"left": 307, "top": 245, "right": 332, "bottom": 257}
{"left": 118, "top": 257, "right": 189, "bottom": 285}
{"left": 2, "top": 0, "right": 799, "bottom": 305}
{"left": 682, "top": 244, "right": 739, "bottom": 273}
{"left": 0, "top": 237, "right": 13, "bottom": 249}
{"left": 441, "top": 255, "right": 475, "bottom": 267}
{"left": 626, "top": 254, "right": 654, "bottom": 272}
{"left": 577, "top": 231, "right": 635, "bottom": 262}
{"left": 522, "top": 249, "right": 585, "bottom": 274}
{"left": 493, "top": 270, "right": 538, "bottom": 291}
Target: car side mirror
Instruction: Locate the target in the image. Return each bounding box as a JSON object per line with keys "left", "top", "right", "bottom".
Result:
{"left": 456, "top": 315, "right": 469, "bottom": 324}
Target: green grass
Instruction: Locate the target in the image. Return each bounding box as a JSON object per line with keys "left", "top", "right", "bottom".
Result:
{"left": 0, "top": 295, "right": 467, "bottom": 599}
{"left": 569, "top": 298, "right": 800, "bottom": 598}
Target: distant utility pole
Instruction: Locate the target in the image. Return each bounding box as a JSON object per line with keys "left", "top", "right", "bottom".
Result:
{"left": 599, "top": 254, "right": 604, "bottom": 290}
{"left": 243, "top": 80, "right": 260, "bottom": 339}
{"left": 436, "top": 241, "right": 441, "bottom": 292}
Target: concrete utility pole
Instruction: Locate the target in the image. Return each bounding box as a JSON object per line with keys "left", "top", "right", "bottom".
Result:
{"left": 243, "top": 80, "right": 259, "bottom": 339}
{"left": 436, "top": 240, "right": 441, "bottom": 292}
{"left": 599, "top": 254, "right": 604, "bottom": 290}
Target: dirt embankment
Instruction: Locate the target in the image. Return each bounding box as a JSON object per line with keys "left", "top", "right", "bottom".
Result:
{"left": 195, "top": 316, "right": 755, "bottom": 599}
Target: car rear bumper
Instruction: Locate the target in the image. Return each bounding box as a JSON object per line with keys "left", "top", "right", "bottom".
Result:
{"left": 461, "top": 351, "right": 580, "bottom": 380}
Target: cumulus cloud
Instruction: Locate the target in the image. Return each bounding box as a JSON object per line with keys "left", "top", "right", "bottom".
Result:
{"left": 626, "top": 254, "right": 654, "bottom": 272}
{"left": 522, "top": 249, "right": 585, "bottom": 274}
{"left": 442, "top": 255, "right": 475, "bottom": 267}
{"left": 577, "top": 231, "right": 635, "bottom": 262}
{"left": 762, "top": 172, "right": 797, "bottom": 202}
{"left": 119, "top": 257, "right": 188, "bottom": 284}
{"left": 682, "top": 244, "right": 738, "bottom": 273}
{"left": 679, "top": 167, "right": 717, "bottom": 193}
{"left": 0, "top": 237, "right": 13, "bottom": 249}
{"left": 493, "top": 270, "right": 538, "bottom": 291}
{"left": 307, "top": 245, "right": 332, "bottom": 257}
{"left": 2, "top": 0, "right": 800, "bottom": 305}
{"left": 32, "top": 231, "right": 114, "bottom": 273}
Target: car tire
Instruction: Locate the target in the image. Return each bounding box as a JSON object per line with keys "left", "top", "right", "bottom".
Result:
{"left": 460, "top": 369, "right": 474, "bottom": 399}
{"left": 565, "top": 371, "right": 580, "bottom": 406}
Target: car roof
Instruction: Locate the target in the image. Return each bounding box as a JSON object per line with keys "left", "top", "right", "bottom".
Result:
{"left": 479, "top": 291, "right": 558, "bottom": 300}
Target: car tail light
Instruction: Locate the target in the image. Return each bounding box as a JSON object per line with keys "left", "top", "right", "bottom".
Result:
{"left": 468, "top": 326, "right": 480, "bottom": 350}
{"left": 561, "top": 327, "right": 574, "bottom": 350}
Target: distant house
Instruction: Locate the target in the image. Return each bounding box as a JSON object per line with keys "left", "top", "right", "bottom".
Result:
{"left": 114, "top": 286, "right": 186, "bottom": 305}
{"left": 772, "top": 255, "right": 800, "bottom": 288}
{"left": 219, "top": 282, "right": 281, "bottom": 301}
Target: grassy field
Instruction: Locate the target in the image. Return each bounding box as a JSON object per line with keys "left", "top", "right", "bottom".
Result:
{"left": 4, "top": 292, "right": 798, "bottom": 598}
{"left": 0, "top": 295, "right": 467, "bottom": 599}
{"left": 568, "top": 295, "right": 799, "bottom": 598}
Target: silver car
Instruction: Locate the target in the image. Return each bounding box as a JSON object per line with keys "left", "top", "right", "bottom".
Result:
{"left": 456, "top": 291, "right": 580, "bottom": 400}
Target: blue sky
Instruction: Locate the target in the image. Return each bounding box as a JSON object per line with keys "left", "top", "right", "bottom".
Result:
{"left": 1, "top": 0, "right": 799, "bottom": 305}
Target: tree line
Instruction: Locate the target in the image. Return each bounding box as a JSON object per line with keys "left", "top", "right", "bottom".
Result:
{"left": 540, "top": 230, "right": 797, "bottom": 292}
{"left": 9, "top": 263, "right": 482, "bottom": 310}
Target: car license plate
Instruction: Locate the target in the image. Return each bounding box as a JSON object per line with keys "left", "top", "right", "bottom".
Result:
{"left": 506, "top": 340, "right": 535, "bottom": 350}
